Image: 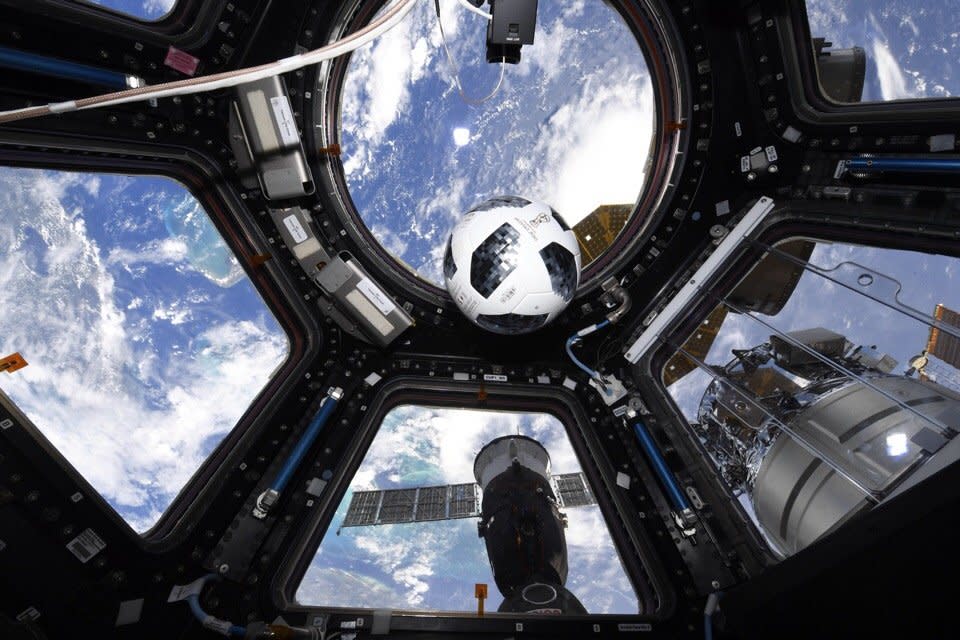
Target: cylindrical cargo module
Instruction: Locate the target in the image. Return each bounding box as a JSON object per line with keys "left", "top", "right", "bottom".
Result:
{"left": 752, "top": 376, "right": 960, "bottom": 556}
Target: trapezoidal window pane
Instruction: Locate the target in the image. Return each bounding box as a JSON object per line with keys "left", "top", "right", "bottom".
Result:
{"left": 805, "top": 0, "right": 960, "bottom": 102}
{"left": 0, "top": 166, "right": 289, "bottom": 533}
{"left": 663, "top": 239, "right": 960, "bottom": 558}
{"left": 297, "top": 405, "right": 639, "bottom": 614}
{"left": 74, "top": 0, "right": 177, "bottom": 21}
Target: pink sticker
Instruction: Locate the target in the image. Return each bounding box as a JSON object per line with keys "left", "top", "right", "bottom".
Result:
{"left": 164, "top": 46, "right": 199, "bottom": 76}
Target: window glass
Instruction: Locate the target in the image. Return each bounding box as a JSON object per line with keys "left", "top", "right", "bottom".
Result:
{"left": 664, "top": 240, "right": 960, "bottom": 556}
{"left": 297, "top": 405, "right": 639, "bottom": 613}
{"left": 0, "top": 167, "right": 289, "bottom": 532}
{"left": 806, "top": 0, "right": 960, "bottom": 102}
{"left": 76, "top": 0, "right": 176, "bottom": 21}
{"left": 339, "top": 0, "right": 654, "bottom": 284}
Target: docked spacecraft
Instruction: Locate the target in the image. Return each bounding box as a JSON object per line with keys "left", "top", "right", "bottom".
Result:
{"left": 696, "top": 327, "right": 960, "bottom": 557}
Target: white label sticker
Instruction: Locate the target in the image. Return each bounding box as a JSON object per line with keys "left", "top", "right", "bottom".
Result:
{"left": 67, "top": 528, "right": 105, "bottom": 563}
{"left": 17, "top": 607, "right": 40, "bottom": 622}
{"left": 618, "top": 623, "right": 652, "bottom": 632}
{"left": 282, "top": 214, "right": 308, "bottom": 244}
{"left": 167, "top": 576, "right": 207, "bottom": 602}
{"left": 734, "top": 121, "right": 742, "bottom": 137}
{"left": 356, "top": 278, "right": 396, "bottom": 315}
{"left": 269, "top": 95, "right": 299, "bottom": 147}
{"left": 616, "top": 472, "right": 631, "bottom": 489}
{"left": 833, "top": 160, "right": 848, "bottom": 179}
{"left": 0, "top": 418, "right": 12, "bottom": 430}
{"left": 739, "top": 156, "right": 750, "bottom": 173}
{"left": 483, "top": 374, "right": 507, "bottom": 382}
{"left": 764, "top": 145, "right": 778, "bottom": 162}
{"left": 203, "top": 618, "right": 233, "bottom": 635}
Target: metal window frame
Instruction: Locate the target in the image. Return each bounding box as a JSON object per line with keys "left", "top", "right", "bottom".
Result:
{"left": 627, "top": 195, "right": 960, "bottom": 564}
{"left": 775, "top": 0, "right": 960, "bottom": 123}
{"left": 273, "top": 376, "right": 672, "bottom": 622}
{"left": 0, "top": 136, "right": 318, "bottom": 551}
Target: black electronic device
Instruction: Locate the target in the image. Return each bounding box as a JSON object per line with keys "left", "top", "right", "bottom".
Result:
{"left": 486, "top": 0, "right": 538, "bottom": 64}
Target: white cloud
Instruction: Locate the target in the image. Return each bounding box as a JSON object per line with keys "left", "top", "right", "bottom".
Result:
{"left": 107, "top": 237, "right": 189, "bottom": 267}
{"left": 517, "top": 73, "right": 654, "bottom": 226}
{"left": 873, "top": 38, "right": 919, "bottom": 100}
{"left": 141, "top": 0, "right": 175, "bottom": 18}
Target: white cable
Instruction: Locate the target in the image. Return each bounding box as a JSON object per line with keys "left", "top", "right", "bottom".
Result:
{"left": 0, "top": 0, "right": 418, "bottom": 124}
{"left": 436, "top": 1, "right": 506, "bottom": 105}
{"left": 455, "top": 0, "right": 492, "bottom": 20}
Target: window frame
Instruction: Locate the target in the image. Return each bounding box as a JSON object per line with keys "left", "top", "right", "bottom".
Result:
{"left": 632, "top": 200, "right": 960, "bottom": 565}
{"left": 273, "top": 376, "right": 672, "bottom": 625}
{"left": 775, "top": 0, "right": 960, "bottom": 123}
{"left": 0, "top": 0, "right": 230, "bottom": 48}
{"left": 0, "top": 144, "right": 316, "bottom": 551}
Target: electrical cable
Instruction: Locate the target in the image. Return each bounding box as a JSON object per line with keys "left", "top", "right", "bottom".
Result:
{"left": 704, "top": 592, "right": 721, "bottom": 640}
{"left": 435, "top": 0, "right": 506, "bottom": 105}
{"left": 0, "top": 0, "right": 418, "bottom": 124}
{"left": 565, "top": 319, "right": 611, "bottom": 382}
{"left": 184, "top": 575, "right": 247, "bottom": 638}
{"left": 455, "top": 0, "right": 492, "bottom": 20}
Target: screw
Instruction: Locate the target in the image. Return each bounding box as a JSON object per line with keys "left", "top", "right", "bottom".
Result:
{"left": 219, "top": 563, "right": 230, "bottom": 575}
{"left": 711, "top": 580, "right": 721, "bottom": 589}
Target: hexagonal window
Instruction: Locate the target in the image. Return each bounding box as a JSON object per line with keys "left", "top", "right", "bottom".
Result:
{"left": 0, "top": 167, "right": 289, "bottom": 533}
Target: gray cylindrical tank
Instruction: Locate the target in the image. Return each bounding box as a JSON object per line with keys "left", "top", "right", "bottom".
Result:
{"left": 752, "top": 376, "right": 960, "bottom": 556}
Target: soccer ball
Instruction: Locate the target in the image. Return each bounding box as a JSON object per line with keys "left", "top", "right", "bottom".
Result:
{"left": 444, "top": 196, "right": 581, "bottom": 334}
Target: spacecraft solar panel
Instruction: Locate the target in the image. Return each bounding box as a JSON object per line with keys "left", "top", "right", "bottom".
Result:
{"left": 448, "top": 483, "right": 480, "bottom": 518}
{"left": 378, "top": 488, "right": 417, "bottom": 524}
{"left": 929, "top": 305, "right": 960, "bottom": 370}
{"left": 415, "top": 486, "right": 448, "bottom": 521}
{"left": 342, "top": 483, "right": 482, "bottom": 528}
{"left": 342, "top": 490, "right": 381, "bottom": 527}
{"left": 552, "top": 472, "right": 596, "bottom": 508}
{"left": 342, "top": 476, "right": 594, "bottom": 529}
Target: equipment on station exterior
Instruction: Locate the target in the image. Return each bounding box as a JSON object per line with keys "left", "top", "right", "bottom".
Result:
{"left": 444, "top": 196, "right": 581, "bottom": 335}
{"left": 473, "top": 436, "right": 586, "bottom": 614}
{"left": 341, "top": 435, "right": 595, "bottom": 614}
{"left": 695, "top": 327, "right": 960, "bottom": 557}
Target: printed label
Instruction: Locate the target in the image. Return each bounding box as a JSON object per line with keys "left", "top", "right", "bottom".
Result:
{"left": 168, "top": 576, "right": 207, "bottom": 602}
{"left": 270, "top": 96, "right": 299, "bottom": 146}
{"left": 740, "top": 156, "right": 750, "bottom": 173}
{"left": 203, "top": 618, "right": 233, "bottom": 634}
{"left": 618, "top": 623, "right": 652, "bottom": 632}
{"left": 764, "top": 145, "right": 778, "bottom": 162}
{"left": 17, "top": 607, "right": 40, "bottom": 622}
{"left": 734, "top": 121, "right": 742, "bottom": 137}
{"left": 163, "top": 46, "right": 199, "bottom": 76}
{"left": 483, "top": 374, "right": 507, "bottom": 382}
{"left": 282, "top": 214, "right": 308, "bottom": 243}
{"left": 66, "top": 528, "right": 105, "bottom": 563}
{"left": 356, "top": 278, "right": 396, "bottom": 315}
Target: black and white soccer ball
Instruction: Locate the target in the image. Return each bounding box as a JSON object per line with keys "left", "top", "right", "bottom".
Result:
{"left": 444, "top": 196, "right": 581, "bottom": 335}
